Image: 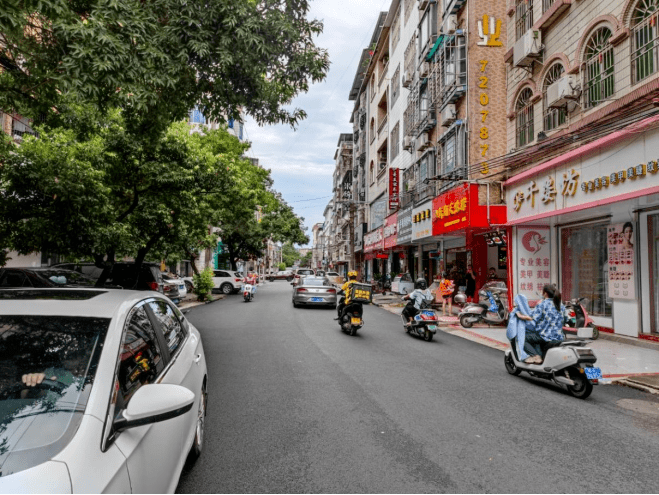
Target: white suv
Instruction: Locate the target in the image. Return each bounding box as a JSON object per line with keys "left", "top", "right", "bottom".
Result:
{"left": 184, "top": 269, "right": 243, "bottom": 295}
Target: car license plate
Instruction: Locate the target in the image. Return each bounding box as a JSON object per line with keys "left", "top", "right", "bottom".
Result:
{"left": 311, "top": 297, "right": 324, "bottom": 302}
{"left": 427, "top": 325, "right": 437, "bottom": 331}
{"left": 351, "top": 317, "right": 361, "bottom": 325}
{"left": 584, "top": 367, "right": 602, "bottom": 380}
{"left": 179, "top": 284, "right": 185, "bottom": 290}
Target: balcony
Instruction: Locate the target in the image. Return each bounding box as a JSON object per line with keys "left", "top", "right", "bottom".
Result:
{"left": 378, "top": 114, "right": 388, "bottom": 135}
{"left": 535, "top": 0, "right": 571, "bottom": 30}
{"left": 378, "top": 60, "right": 389, "bottom": 88}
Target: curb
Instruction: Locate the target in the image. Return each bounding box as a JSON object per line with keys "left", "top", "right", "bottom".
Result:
{"left": 376, "top": 303, "right": 659, "bottom": 394}
{"left": 179, "top": 294, "right": 225, "bottom": 311}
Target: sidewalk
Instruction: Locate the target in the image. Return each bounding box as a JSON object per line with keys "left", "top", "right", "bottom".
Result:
{"left": 372, "top": 294, "right": 659, "bottom": 394}
{"left": 178, "top": 293, "right": 225, "bottom": 310}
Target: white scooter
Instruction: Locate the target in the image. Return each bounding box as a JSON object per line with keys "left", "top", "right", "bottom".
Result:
{"left": 243, "top": 283, "right": 256, "bottom": 302}
{"left": 504, "top": 328, "right": 601, "bottom": 399}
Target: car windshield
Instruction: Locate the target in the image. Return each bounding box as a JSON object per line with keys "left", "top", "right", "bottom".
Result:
{"left": 0, "top": 315, "right": 109, "bottom": 477}
{"left": 327, "top": 272, "right": 339, "bottom": 277}
{"left": 34, "top": 270, "right": 99, "bottom": 288}
{"left": 302, "top": 278, "right": 329, "bottom": 287}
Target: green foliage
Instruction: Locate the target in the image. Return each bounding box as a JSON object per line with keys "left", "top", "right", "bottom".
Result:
{"left": 278, "top": 262, "right": 286, "bottom": 271}
{"left": 0, "top": 0, "right": 329, "bottom": 130}
{"left": 281, "top": 241, "right": 299, "bottom": 267}
{"left": 192, "top": 267, "right": 214, "bottom": 302}
{"left": 302, "top": 251, "right": 313, "bottom": 267}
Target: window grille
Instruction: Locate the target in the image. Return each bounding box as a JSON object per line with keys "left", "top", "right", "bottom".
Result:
{"left": 542, "top": 0, "right": 555, "bottom": 13}
{"left": 583, "top": 28, "right": 615, "bottom": 109}
{"left": 391, "top": 122, "right": 400, "bottom": 161}
{"left": 392, "top": 6, "right": 401, "bottom": 52}
{"left": 392, "top": 65, "right": 401, "bottom": 105}
{"left": 543, "top": 64, "right": 566, "bottom": 131}
{"left": 632, "top": 0, "right": 659, "bottom": 84}
{"left": 436, "top": 35, "right": 467, "bottom": 106}
{"left": 516, "top": 88, "right": 534, "bottom": 147}
{"left": 516, "top": 0, "right": 533, "bottom": 41}
{"left": 438, "top": 121, "right": 467, "bottom": 191}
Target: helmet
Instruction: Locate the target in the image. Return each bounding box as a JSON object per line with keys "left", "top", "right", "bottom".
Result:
{"left": 415, "top": 277, "right": 427, "bottom": 290}
{"left": 348, "top": 270, "right": 358, "bottom": 280}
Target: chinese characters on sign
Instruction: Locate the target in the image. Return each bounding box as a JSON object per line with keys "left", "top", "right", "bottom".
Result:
{"left": 581, "top": 160, "right": 659, "bottom": 193}
{"left": 513, "top": 170, "right": 580, "bottom": 212}
{"left": 516, "top": 227, "right": 551, "bottom": 299}
{"left": 607, "top": 223, "right": 635, "bottom": 300}
{"left": 389, "top": 168, "right": 400, "bottom": 209}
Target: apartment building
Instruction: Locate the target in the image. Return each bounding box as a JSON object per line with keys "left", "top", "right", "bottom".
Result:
{"left": 504, "top": 0, "right": 659, "bottom": 340}
{"left": 328, "top": 134, "right": 354, "bottom": 276}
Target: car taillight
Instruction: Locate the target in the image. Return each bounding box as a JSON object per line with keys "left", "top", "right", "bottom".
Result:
{"left": 327, "top": 288, "right": 336, "bottom": 293}
{"left": 297, "top": 288, "right": 307, "bottom": 292}
{"left": 235, "top": 278, "right": 242, "bottom": 282}
{"left": 148, "top": 282, "right": 159, "bottom": 291}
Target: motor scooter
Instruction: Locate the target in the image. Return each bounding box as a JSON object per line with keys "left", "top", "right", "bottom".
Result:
{"left": 400, "top": 298, "right": 438, "bottom": 342}
{"left": 337, "top": 296, "right": 364, "bottom": 336}
{"left": 504, "top": 327, "right": 601, "bottom": 399}
{"left": 243, "top": 283, "right": 256, "bottom": 302}
{"left": 458, "top": 289, "right": 508, "bottom": 328}
{"left": 563, "top": 297, "right": 599, "bottom": 339}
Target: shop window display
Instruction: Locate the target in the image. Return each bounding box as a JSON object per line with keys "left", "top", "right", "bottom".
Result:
{"left": 561, "top": 223, "right": 611, "bottom": 317}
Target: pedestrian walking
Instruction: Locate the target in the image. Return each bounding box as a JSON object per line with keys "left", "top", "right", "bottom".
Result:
{"left": 438, "top": 272, "right": 455, "bottom": 317}
{"left": 465, "top": 265, "right": 476, "bottom": 302}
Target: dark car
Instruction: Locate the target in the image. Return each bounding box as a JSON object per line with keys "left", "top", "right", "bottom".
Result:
{"left": 52, "top": 262, "right": 180, "bottom": 303}
{"left": 0, "top": 267, "right": 109, "bottom": 289}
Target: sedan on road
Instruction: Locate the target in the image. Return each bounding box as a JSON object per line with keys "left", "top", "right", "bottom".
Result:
{"left": 0, "top": 288, "right": 208, "bottom": 493}
{"left": 292, "top": 276, "right": 337, "bottom": 308}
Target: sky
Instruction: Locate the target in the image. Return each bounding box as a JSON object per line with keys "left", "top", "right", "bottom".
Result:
{"left": 243, "top": 0, "right": 391, "bottom": 247}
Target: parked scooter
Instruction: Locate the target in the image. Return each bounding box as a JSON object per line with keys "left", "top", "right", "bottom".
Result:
{"left": 243, "top": 283, "right": 256, "bottom": 302}
{"left": 459, "top": 289, "right": 508, "bottom": 328}
{"left": 400, "top": 298, "right": 438, "bottom": 342}
{"left": 563, "top": 297, "right": 599, "bottom": 339}
{"left": 504, "top": 327, "right": 601, "bottom": 399}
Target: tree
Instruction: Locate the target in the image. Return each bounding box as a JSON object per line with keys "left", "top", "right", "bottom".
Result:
{"left": 302, "top": 250, "right": 312, "bottom": 267}
{"left": 281, "top": 241, "right": 299, "bottom": 267}
{"left": 0, "top": 0, "right": 329, "bottom": 129}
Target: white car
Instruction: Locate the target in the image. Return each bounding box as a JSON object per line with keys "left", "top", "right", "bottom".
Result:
{"left": 183, "top": 269, "right": 243, "bottom": 296}
{"left": 0, "top": 288, "right": 208, "bottom": 493}
{"left": 163, "top": 275, "right": 187, "bottom": 298}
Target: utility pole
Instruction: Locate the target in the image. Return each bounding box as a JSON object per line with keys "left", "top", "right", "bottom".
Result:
{"left": 349, "top": 203, "right": 355, "bottom": 272}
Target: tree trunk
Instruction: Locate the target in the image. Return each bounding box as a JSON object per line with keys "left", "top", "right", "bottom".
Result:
{"left": 94, "top": 250, "right": 115, "bottom": 288}
{"left": 185, "top": 247, "right": 200, "bottom": 275}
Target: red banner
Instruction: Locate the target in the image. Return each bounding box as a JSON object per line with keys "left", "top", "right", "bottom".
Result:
{"left": 432, "top": 184, "right": 507, "bottom": 236}
{"left": 389, "top": 168, "right": 400, "bottom": 209}
{"left": 383, "top": 212, "right": 398, "bottom": 249}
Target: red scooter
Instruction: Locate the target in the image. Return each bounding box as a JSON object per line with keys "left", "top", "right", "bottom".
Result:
{"left": 563, "top": 297, "right": 599, "bottom": 340}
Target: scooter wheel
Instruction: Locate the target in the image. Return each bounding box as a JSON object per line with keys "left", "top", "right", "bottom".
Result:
{"left": 566, "top": 369, "right": 593, "bottom": 399}
{"left": 460, "top": 314, "right": 476, "bottom": 329}
{"left": 504, "top": 353, "right": 522, "bottom": 376}
{"left": 424, "top": 330, "right": 433, "bottom": 342}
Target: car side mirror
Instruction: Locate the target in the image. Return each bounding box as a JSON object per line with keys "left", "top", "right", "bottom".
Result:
{"left": 113, "top": 384, "right": 194, "bottom": 433}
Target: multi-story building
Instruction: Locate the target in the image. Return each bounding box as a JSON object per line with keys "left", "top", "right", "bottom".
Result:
{"left": 311, "top": 223, "right": 324, "bottom": 270}
{"left": 329, "top": 134, "right": 354, "bottom": 276}
{"left": 504, "top": 0, "right": 659, "bottom": 340}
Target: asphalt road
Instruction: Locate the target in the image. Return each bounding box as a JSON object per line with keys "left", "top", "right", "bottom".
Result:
{"left": 177, "top": 281, "right": 659, "bottom": 493}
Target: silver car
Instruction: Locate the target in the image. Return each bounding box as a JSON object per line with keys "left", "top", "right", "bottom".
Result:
{"left": 292, "top": 276, "right": 337, "bottom": 308}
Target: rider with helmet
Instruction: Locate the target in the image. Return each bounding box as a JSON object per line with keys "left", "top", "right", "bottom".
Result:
{"left": 337, "top": 270, "right": 359, "bottom": 313}
{"left": 402, "top": 277, "right": 434, "bottom": 327}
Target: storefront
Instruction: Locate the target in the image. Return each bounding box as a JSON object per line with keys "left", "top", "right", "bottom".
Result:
{"left": 412, "top": 199, "right": 440, "bottom": 282}
{"left": 363, "top": 226, "right": 384, "bottom": 282}
{"left": 506, "top": 115, "right": 659, "bottom": 338}
{"left": 383, "top": 212, "right": 403, "bottom": 278}
{"left": 431, "top": 183, "right": 507, "bottom": 293}
{"left": 397, "top": 205, "right": 414, "bottom": 278}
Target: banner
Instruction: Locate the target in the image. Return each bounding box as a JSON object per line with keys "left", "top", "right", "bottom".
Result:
{"left": 607, "top": 223, "right": 635, "bottom": 299}
{"left": 389, "top": 168, "right": 400, "bottom": 210}
{"left": 516, "top": 226, "right": 551, "bottom": 299}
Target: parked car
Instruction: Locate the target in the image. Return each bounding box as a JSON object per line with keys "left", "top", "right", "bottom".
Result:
{"left": 292, "top": 268, "right": 315, "bottom": 286}
{"left": 267, "top": 271, "right": 294, "bottom": 282}
{"left": 391, "top": 273, "right": 415, "bottom": 294}
{"left": 183, "top": 269, "right": 243, "bottom": 295}
{"left": 292, "top": 276, "right": 337, "bottom": 308}
{"left": 0, "top": 288, "right": 208, "bottom": 493}
{"left": 163, "top": 274, "right": 187, "bottom": 299}
{"left": 325, "top": 271, "right": 345, "bottom": 287}
{"left": 0, "top": 267, "right": 114, "bottom": 289}
{"left": 53, "top": 262, "right": 181, "bottom": 304}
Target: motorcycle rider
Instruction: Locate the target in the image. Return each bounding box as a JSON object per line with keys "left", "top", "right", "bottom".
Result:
{"left": 402, "top": 277, "right": 434, "bottom": 327}
{"left": 336, "top": 270, "right": 359, "bottom": 317}
{"left": 243, "top": 270, "right": 258, "bottom": 298}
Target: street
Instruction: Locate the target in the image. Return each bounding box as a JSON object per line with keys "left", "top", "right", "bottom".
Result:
{"left": 177, "top": 282, "right": 659, "bottom": 493}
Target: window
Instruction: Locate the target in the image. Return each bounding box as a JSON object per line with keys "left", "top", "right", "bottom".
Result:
{"left": 632, "top": 0, "right": 659, "bottom": 84}
{"left": 515, "top": 88, "right": 535, "bottom": 147}
{"left": 438, "top": 122, "right": 467, "bottom": 182}
{"left": 116, "top": 305, "right": 166, "bottom": 404}
{"left": 391, "top": 121, "right": 400, "bottom": 160}
{"left": 370, "top": 161, "right": 375, "bottom": 184}
{"left": 561, "top": 223, "right": 611, "bottom": 317}
{"left": 404, "top": 0, "right": 414, "bottom": 25}
{"left": 190, "top": 107, "right": 205, "bottom": 124}
{"left": 437, "top": 34, "right": 467, "bottom": 104}
{"left": 370, "top": 117, "right": 376, "bottom": 144}
{"left": 392, "top": 7, "right": 401, "bottom": 52}
{"left": 418, "top": 4, "right": 438, "bottom": 58}
{"left": 542, "top": 0, "right": 555, "bottom": 12}
{"left": 214, "top": 271, "right": 229, "bottom": 277}
{"left": 543, "top": 64, "right": 567, "bottom": 131}
{"left": 583, "top": 27, "right": 615, "bottom": 109}
{"left": 391, "top": 65, "right": 401, "bottom": 105}
{"left": 516, "top": 0, "right": 533, "bottom": 40}
{"left": 148, "top": 300, "right": 187, "bottom": 355}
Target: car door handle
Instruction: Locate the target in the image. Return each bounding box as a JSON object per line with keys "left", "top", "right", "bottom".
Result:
{"left": 194, "top": 354, "right": 202, "bottom": 364}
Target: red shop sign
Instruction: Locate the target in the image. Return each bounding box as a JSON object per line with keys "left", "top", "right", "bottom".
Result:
{"left": 389, "top": 168, "right": 400, "bottom": 210}
{"left": 383, "top": 212, "right": 398, "bottom": 249}
{"left": 432, "top": 184, "right": 507, "bottom": 236}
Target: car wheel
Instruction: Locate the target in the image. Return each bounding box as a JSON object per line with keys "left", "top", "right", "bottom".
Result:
{"left": 189, "top": 382, "right": 207, "bottom": 462}
{"left": 286, "top": 277, "right": 293, "bottom": 282}
{"left": 184, "top": 281, "right": 194, "bottom": 293}
{"left": 220, "top": 283, "right": 233, "bottom": 295}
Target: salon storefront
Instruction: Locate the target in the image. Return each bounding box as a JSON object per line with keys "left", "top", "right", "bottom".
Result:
{"left": 506, "top": 116, "right": 659, "bottom": 339}
{"left": 431, "top": 183, "right": 507, "bottom": 293}
{"left": 363, "top": 226, "right": 384, "bottom": 282}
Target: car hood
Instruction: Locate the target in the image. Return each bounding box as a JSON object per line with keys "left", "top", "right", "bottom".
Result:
{"left": 0, "top": 460, "right": 71, "bottom": 493}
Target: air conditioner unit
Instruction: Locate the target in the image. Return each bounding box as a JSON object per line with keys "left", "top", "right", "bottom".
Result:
{"left": 417, "top": 132, "right": 430, "bottom": 150}
{"left": 513, "top": 29, "right": 542, "bottom": 67}
{"left": 546, "top": 75, "right": 578, "bottom": 108}
{"left": 403, "top": 136, "right": 413, "bottom": 150}
{"left": 420, "top": 61, "right": 430, "bottom": 78}
{"left": 445, "top": 15, "right": 458, "bottom": 34}
{"left": 441, "top": 104, "right": 456, "bottom": 126}
{"left": 419, "top": 0, "right": 429, "bottom": 10}
{"left": 402, "top": 70, "right": 413, "bottom": 88}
